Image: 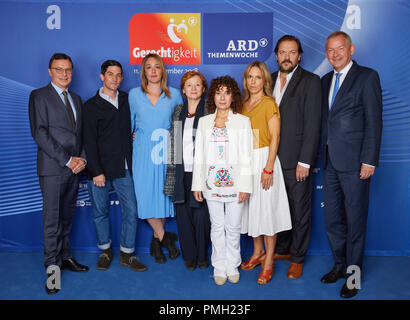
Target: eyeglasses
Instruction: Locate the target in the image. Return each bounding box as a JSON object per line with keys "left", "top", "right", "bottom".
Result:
{"left": 278, "top": 50, "right": 298, "bottom": 57}
{"left": 51, "top": 67, "right": 73, "bottom": 75}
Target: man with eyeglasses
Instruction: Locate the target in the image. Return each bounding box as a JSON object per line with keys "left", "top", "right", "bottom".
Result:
{"left": 29, "top": 53, "right": 89, "bottom": 295}
{"left": 320, "top": 31, "right": 382, "bottom": 298}
{"left": 270, "top": 35, "right": 322, "bottom": 279}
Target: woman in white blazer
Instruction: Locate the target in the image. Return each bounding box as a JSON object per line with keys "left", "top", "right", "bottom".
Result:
{"left": 192, "top": 76, "right": 253, "bottom": 285}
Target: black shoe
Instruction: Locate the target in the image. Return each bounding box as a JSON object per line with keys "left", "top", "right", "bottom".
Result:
{"left": 62, "top": 258, "right": 89, "bottom": 272}
{"left": 120, "top": 251, "right": 148, "bottom": 272}
{"left": 320, "top": 267, "right": 345, "bottom": 283}
{"left": 150, "top": 236, "right": 166, "bottom": 264}
{"left": 198, "top": 259, "right": 210, "bottom": 269}
{"left": 340, "top": 281, "right": 359, "bottom": 298}
{"left": 185, "top": 259, "right": 197, "bottom": 271}
{"left": 97, "top": 248, "right": 113, "bottom": 271}
{"left": 161, "top": 232, "right": 180, "bottom": 260}
{"left": 45, "top": 284, "right": 59, "bottom": 295}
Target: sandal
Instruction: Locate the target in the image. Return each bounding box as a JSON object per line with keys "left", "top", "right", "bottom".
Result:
{"left": 257, "top": 265, "right": 274, "bottom": 284}
{"left": 240, "top": 252, "right": 266, "bottom": 270}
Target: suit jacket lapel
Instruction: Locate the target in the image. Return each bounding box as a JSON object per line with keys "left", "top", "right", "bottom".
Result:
{"left": 279, "top": 66, "right": 302, "bottom": 108}
{"left": 271, "top": 71, "right": 278, "bottom": 88}
{"left": 47, "top": 83, "right": 77, "bottom": 131}
{"left": 330, "top": 61, "right": 359, "bottom": 112}
{"left": 47, "top": 82, "right": 69, "bottom": 112}
{"left": 324, "top": 74, "right": 332, "bottom": 112}
{"left": 72, "top": 94, "right": 81, "bottom": 131}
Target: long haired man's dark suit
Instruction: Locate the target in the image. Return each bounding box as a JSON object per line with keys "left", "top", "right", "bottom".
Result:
{"left": 29, "top": 83, "right": 84, "bottom": 268}
{"left": 321, "top": 60, "right": 382, "bottom": 272}
{"left": 271, "top": 66, "right": 322, "bottom": 263}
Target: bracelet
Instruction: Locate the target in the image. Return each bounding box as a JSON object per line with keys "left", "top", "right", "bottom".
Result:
{"left": 263, "top": 168, "right": 273, "bottom": 175}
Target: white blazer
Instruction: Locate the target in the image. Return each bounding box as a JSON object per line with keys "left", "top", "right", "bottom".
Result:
{"left": 191, "top": 110, "right": 253, "bottom": 194}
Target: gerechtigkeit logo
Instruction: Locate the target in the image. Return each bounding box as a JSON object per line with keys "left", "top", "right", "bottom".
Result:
{"left": 129, "top": 13, "right": 201, "bottom": 65}
{"left": 167, "top": 18, "right": 188, "bottom": 43}
{"left": 203, "top": 13, "right": 273, "bottom": 64}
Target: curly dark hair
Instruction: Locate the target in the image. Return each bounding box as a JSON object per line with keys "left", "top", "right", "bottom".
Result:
{"left": 206, "top": 76, "right": 243, "bottom": 114}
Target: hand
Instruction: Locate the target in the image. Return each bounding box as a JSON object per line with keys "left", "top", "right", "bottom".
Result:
{"left": 68, "top": 157, "right": 86, "bottom": 174}
{"left": 261, "top": 171, "right": 273, "bottom": 190}
{"left": 360, "top": 164, "right": 375, "bottom": 180}
{"left": 238, "top": 192, "right": 250, "bottom": 203}
{"left": 93, "top": 174, "right": 106, "bottom": 187}
{"left": 193, "top": 191, "right": 204, "bottom": 202}
{"left": 73, "top": 157, "right": 86, "bottom": 174}
{"left": 296, "top": 164, "right": 309, "bottom": 182}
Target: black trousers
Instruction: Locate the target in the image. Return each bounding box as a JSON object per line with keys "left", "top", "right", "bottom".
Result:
{"left": 322, "top": 155, "right": 370, "bottom": 272}
{"left": 175, "top": 172, "right": 211, "bottom": 262}
{"left": 275, "top": 168, "right": 313, "bottom": 264}
{"left": 39, "top": 169, "right": 79, "bottom": 268}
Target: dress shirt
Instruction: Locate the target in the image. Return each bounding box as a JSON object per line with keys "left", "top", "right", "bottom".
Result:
{"left": 273, "top": 65, "right": 298, "bottom": 107}
{"left": 328, "top": 60, "right": 353, "bottom": 107}
{"left": 273, "top": 65, "right": 309, "bottom": 169}
{"left": 51, "top": 82, "right": 77, "bottom": 120}
{"left": 99, "top": 87, "right": 119, "bottom": 109}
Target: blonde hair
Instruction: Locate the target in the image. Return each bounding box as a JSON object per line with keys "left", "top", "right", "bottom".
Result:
{"left": 242, "top": 61, "right": 273, "bottom": 102}
{"left": 140, "top": 53, "right": 170, "bottom": 98}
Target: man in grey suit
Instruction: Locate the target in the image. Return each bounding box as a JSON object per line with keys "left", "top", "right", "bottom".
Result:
{"left": 271, "top": 35, "right": 322, "bottom": 279}
{"left": 29, "top": 53, "right": 89, "bottom": 294}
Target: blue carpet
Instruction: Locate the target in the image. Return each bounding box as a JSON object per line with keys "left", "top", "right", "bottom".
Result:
{"left": 0, "top": 252, "right": 409, "bottom": 300}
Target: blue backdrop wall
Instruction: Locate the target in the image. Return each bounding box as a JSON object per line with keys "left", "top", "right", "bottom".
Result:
{"left": 0, "top": 0, "right": 409, "bottom": 256}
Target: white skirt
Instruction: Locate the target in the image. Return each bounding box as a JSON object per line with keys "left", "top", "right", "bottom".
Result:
{"left": 241, "top": 147, "right": 292, "bottom": 237}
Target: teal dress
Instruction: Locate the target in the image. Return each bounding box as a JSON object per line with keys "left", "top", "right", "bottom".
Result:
{"left": 129, "top": 87, "right": 183, "bottom": 219}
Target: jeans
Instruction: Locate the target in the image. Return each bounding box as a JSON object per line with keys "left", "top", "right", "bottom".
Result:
{"left": 87, "top": 170, "right": 138, "bottom": 253}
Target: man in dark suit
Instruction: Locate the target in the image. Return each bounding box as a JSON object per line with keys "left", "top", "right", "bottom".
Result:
{"left": 320, "top": 31, "right": 382, "bottom": 298}
{"left": 271, "top": 35, "right": 322, "bottom": 279}
{"left": 82, "top": 60, "right": 147, "bottom": 272}
{"left": 29, "top": 53, "right": 89, "bottom": 295}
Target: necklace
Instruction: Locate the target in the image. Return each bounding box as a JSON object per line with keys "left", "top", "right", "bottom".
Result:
{"left": 187, "top": 112, "right": 195, "bottom": 118}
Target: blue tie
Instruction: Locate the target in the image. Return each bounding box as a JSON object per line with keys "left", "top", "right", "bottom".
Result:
{"left": 330, "top": 72, "right": 342, "bottom": 109}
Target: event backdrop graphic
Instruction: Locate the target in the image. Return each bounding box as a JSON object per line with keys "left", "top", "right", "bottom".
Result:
{"left": 0, "top": 0, "right": 409, "bottom": 256}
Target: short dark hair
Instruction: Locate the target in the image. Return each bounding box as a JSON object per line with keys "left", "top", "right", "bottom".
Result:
{"left": 206, "top": 76, "right": 242, "bottom": 114}
{"left": 101, "top": 60, "right": 123, "bottom": 75}
{"left": 49, "top": 53, "right": 73, "bottom": 69}
{"left": 274, "top": 35, "right": 303, "bottom": 54}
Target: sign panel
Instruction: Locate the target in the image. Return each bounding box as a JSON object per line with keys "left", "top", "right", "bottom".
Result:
{"left": 129, "top": 13, "right": 201, "bottom": 65}
{"left": 203, "top": 13, "right": 273, "bottom": 65}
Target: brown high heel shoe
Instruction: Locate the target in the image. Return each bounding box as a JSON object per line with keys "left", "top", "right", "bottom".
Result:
{"left": 240, "top": 253, "right": 266, "bottom": 270}
{"left": 257, "top": 265, "right": 274, "bottom": 284}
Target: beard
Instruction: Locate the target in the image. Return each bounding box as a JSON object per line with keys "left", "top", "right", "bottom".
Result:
{"left": 279, "top": 60, "right": 296, "bottom": 74}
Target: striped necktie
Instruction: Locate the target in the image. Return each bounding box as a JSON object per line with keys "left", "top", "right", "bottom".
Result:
{"left": 62, "top": 91, "right": 76, "bottom": 128}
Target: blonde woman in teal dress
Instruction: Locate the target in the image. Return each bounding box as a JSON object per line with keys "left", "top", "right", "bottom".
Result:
{"left": 129, "top": 53, "right": 183, "bottom": 263}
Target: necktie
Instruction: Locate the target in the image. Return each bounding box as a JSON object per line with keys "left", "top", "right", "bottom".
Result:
{"left": 330, "top": 72, "right": 342, "bottom": 109}
{"left": 62, "top": 91, "right": 76, "bottom": 128}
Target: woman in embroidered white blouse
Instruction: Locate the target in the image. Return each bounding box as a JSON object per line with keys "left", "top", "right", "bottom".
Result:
{"left": 191, "top": 76, "right": 253, "bottom": 285}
